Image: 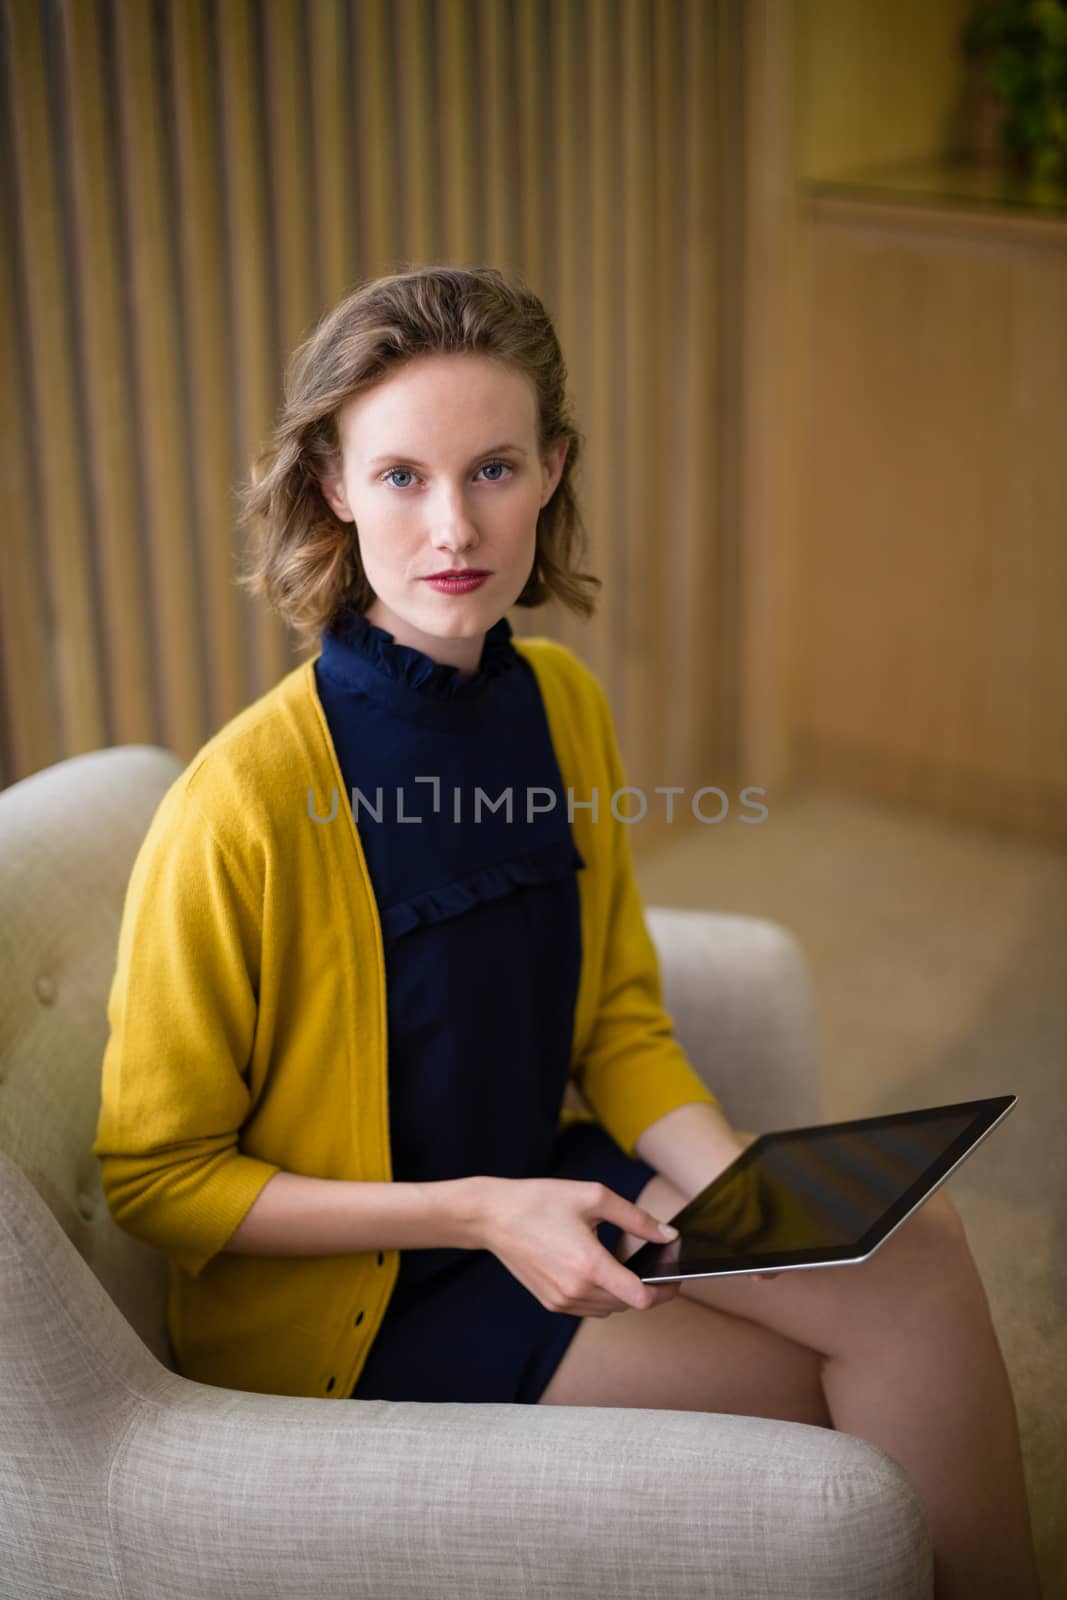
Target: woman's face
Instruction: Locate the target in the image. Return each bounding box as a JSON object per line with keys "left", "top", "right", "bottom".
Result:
{"left": 319, "top": 353, "right": 568, "bottom": 674}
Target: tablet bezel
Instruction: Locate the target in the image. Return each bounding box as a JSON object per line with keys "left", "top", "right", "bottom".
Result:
{"left": 626, "top": 1094, "right": 1016, "bottom": 1283}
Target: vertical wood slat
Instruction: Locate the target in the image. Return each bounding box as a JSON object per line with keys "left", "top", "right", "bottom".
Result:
{"left": 512, "top": 0, "right": 547, "bottom": 311}
{"left": 0, "top": 241, "right": 59, "bottom": 779}
{"left": 619, "top": 0, "right": 659, "bottom": 799}
{"left": 583, "top": 0, "right": 621, "bottom": 698}
{"left": 262, "top": 0, "right": 316, "bottom": 359}
{"left": 215, "top": 0, "right": 291, "bottom": 692}
{"left": 511, "top": 0, "right": 555, "bottom": 654}
{"left": 515, "top": 0, "right": 557, "bottom": 329}
{"left": 438, "top": 0, "right": 477, "bottom": 265}
{"left": 681, "top": 0, "right": 721, "bottom": 786}
{"left": 5, "top": 0, "right": 107, "bottom": 757}
{"left": 738, "top": 0, "right": 795, "bottom": 793}
{"left": 544, "top": 0, "right": 584, "bottom": 665}
{"left": 307, "top": 0, "right": 351, "bottom": 311}
{"left": 657, "top": 0, "right": 708, "bottom": 798}
{"left": 257, "top": 0, "right": 320, "bottom": 681}
{"left": 168, "top": 0, "right": 249, "bottom": 731}
{"left": 506, "top": 0, "right": 565, "bottom": 656}
{"left": 111, "top": 0, "right": 206, "bottom": 759}
{"left": 395, "top": 0, "right": 436, "bottom": 267}
{"left": 58, "top": 0, "right": 156, "bottom": 748}
{"left": 351, "top": 0, "right": 396, "bottom": 280}
{"left": 258, "top": 0, "right": 318, "bottom": 677}
{"left": 709, "top": 0, "right": 742, "bottom": 785}
{"left": 479, "top": 0, "right": 514, "bottom": 277}
{"left": 0, "top": 3, "right": 61, "bottom": 781}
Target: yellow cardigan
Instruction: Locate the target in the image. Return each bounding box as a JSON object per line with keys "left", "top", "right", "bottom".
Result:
{"left": 93, "top": 634, "right": 720, "bottom": 1398}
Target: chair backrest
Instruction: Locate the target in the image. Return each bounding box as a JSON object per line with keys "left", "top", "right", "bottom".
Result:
{"left": 0, "top": 745, "right": 183, "bottom": 1367}
{"left": 644, "top": 905, "right": 823, "bottom": 1135}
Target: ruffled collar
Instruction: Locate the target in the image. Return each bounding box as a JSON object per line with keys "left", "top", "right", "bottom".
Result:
{"left": 318, "top": 606, "right": 518, "bottom": 707}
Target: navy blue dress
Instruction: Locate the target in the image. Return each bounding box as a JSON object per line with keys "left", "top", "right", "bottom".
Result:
{"left": 313, "top": 607, "right": 657, "bottom": 1404}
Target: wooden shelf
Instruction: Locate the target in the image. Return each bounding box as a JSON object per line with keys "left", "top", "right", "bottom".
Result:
{"left": 802, "top": 157, "right": 1067, "bottom": 219}
{"left": 800, "top": 158, "right": 1067, "bottom": 247}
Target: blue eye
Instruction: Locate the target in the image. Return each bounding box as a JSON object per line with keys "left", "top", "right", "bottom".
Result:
{"left": 380, "top": 460, "right": 514, "bottom": 490}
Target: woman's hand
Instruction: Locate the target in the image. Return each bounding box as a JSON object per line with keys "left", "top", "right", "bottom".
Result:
{"left": 476, "top": 1177, "right": 684, "bottom": 1317}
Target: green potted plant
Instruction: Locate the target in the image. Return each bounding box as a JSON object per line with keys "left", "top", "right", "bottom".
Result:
{"left": 963, "top": 0, "right": 1067, "bottom": 181}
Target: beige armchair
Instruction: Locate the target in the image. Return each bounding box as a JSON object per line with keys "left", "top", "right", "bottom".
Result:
{"left": 0, "top": 747, "right": 933, "bottom": 1598}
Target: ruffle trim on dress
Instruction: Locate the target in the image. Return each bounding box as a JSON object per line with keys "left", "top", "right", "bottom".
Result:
{"left": 328, "top": 607, "right": 518, "bottom": 701}
{"left": 380, "top": 835, "right": 586, "bottom": 942}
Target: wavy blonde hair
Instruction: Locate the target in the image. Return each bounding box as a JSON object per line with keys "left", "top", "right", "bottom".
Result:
{"left": 235, "top": 264, "right": 601, "bottom": 650}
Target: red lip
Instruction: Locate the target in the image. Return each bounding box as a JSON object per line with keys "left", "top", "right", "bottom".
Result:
{"left": 423, "top": 570, "right": 491, "bottom": 579}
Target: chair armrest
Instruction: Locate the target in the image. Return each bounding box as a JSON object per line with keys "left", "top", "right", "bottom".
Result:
{"left": 645, "top": 907, "right": 824, "bottom": 1134}
{"left": 0, "top": 1150, "right": 931, "bottom": 1599}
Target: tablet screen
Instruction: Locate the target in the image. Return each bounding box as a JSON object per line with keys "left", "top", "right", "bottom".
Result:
{"left": 625, "top": 1095, "right": 1015, "bottom": 1282}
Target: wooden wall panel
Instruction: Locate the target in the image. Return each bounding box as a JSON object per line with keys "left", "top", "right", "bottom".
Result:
{"left": 794, "top": 196, "right": 1067, "bottom": 840}
{"left": 1, "top": 0, "right": 737, "bottom": 830}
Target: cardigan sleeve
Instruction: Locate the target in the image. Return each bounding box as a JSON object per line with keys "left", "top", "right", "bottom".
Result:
{"left": 91, "top": 778, "right": 282, "bottom": 1279}
{"left": 570, "top": 675, "right": 723, "bottom": 1159}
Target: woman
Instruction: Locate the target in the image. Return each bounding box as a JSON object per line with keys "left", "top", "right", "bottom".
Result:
{"left": 94, "top": 266, "right": 1040, "bottom": 1597}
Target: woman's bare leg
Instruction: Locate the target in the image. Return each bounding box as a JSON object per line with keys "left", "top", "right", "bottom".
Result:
{"left": 815, "top": 1246, "right": 1041, "bottom": 1600}
{"left": 614, "top": 1177, "right": 1042, "bottom": 1600}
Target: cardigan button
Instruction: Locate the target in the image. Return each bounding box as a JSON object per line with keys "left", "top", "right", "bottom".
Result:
{"left": 377, "top": 1251, "right": 384, "bottom": 1265}
{"left": 354, "top": 1310, "right": 364, "bottom": 1326}
{"left": 35, "top": 974, "right": 56, "bottom": 1006}
{"left": 326, "top": 1376, "right": 335, "bottom": 1393}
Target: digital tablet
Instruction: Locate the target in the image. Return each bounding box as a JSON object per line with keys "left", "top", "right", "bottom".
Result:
{"left": 623, "top": 1095, "right": 1016, "bottom": 1283}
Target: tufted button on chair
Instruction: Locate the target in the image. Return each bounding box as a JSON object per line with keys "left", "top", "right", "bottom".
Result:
{"left": 0, "top": 746, "right": 934, "bottom": 1599}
